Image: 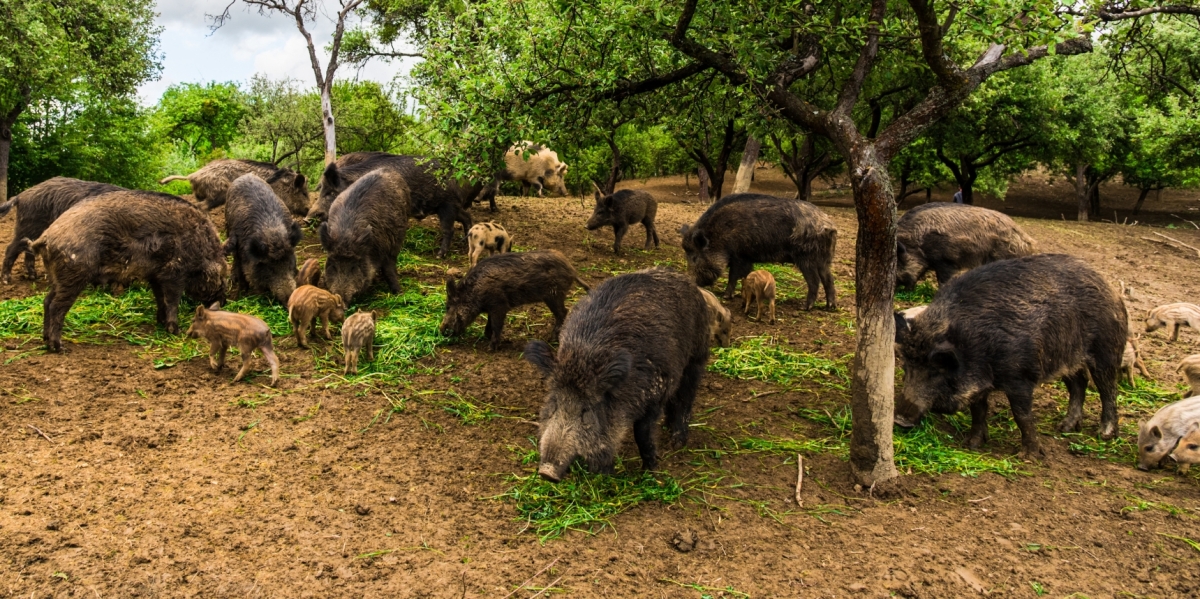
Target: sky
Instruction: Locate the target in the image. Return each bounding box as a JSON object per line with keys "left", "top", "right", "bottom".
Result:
{"left": 138, "top": 0, "right": 415, "bottom": 104}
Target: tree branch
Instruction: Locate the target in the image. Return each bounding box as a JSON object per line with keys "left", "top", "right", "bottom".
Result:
{"left": 1096, "top": 4, "right": 1200, "bottom": 21}
{"left": 834, "top": 0, "right": 888, "bottom": 116}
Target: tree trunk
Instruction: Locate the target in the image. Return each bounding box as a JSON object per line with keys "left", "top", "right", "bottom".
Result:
{"left": 732, "top": 135, "right": 761, "bottom": 194}
{"left": 848, "top": 149, "right": 900, "bottom": 487}
{"left": 602, "top": 135, "right": 622, "bottom": 194}
{"left": 1133, "top": 187, "right": 1149, "bottom": 215}
{"left": 0, "top": 133, "right": 10, "bottom": 204}
{"left": 320, "top": 84, "right": 337, "bottom": 166}
{"left": 708, "top": 167, "right": 726, "bottom": 201}
{"left": 1075, "top": 163, "right": 1088, "bottom": 222}
{"left": 1089, "top": 183, "right": 1101, "bottom": 218}
{"left": 697, "top": 166, "right": 710, "bottom": 203}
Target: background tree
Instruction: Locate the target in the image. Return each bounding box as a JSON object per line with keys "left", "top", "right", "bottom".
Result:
{"left": 153, "top": 82, "right": 247, "bottom": 160}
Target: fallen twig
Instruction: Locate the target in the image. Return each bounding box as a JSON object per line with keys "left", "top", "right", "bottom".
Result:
{"left": 795, "top": 454, "right": 803, "bottom": 507}
{"left": 502, "top": 557, "right": 559, "bottom": 599}
{"left": 527, "top": 572, "right": 567, "bottom": 599}
{"left": 1170, "top": 214, "right": 1200, "bottom": 229}
{"left": 1154, "top": 232, "right": 1200, "bottom": 258}
{"left": 967, "top": 496, "right": 992, "bottom": 503}
{"left": 27, "top": 424, "right": 53, "bottom": 443}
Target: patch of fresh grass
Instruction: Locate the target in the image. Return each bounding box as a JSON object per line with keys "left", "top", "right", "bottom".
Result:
{"left": 402, "top": 225, "right": 442, "bottom": 257}
{"left": 440, "top": 392, "right": 500, "bottom": 425}
{"left": 895, "top": 281, "right": 937, "bottom": 304}
{"left": 1117, "top": 378, "right": 1179, "bottom": 413}
{"left": 709, "top": 335, "right": 849, "bottom": 390}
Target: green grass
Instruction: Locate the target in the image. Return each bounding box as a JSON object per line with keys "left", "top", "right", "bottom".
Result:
{"left": 1117, "top": 377, "right": 1180, "bottom": 412}
{"left": 709, "top": 335, "right": 849, "bottom": 390}
{"left": 894, "top": 281, "right": 937, "bottom": 304}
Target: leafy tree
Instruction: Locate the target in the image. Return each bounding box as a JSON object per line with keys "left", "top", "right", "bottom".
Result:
{"left": 153, "top": 82, "right": 247, "bottom": 159}
{"left": 238, "top": 76, "right": 322, "bottom": 171}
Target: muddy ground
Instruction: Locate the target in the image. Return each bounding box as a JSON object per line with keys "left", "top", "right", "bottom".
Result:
{"left": 1, "top": 171, "right": 1199, "bottom": 598}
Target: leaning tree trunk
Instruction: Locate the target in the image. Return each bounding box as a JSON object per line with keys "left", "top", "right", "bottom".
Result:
{"left": 320, "top": 84, "right": 337, "bottom": 166}
{"left": 0, "top": 132, "right": 10, "bottom": 204}
{"left": 732, "top": 136, "right": 761, "bottom": 194}
{"left": 1075, "top": 163, "right": 1089, "bottom": 222}
{"left": 697, "top": 166, "right": 710, "bottom": 203}
{"left": 1089, "top": 184, "right": 1101, "bottom": 218}
{"left": 602, "top": 136, "right": 622, "bottom": 194}
{"left": 708, "top": 167, "right": 726, "bottom": 201}
{"left": 1133, "top": 187, "right": 1150, "bottom": 215}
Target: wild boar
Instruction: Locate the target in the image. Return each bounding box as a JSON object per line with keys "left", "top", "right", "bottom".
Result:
{"left": 1145, "top": 303, "right": 1200, "bottom": 342}
{"left": 585, "top": 184, "right": 659, "bottom": 255}
{"left": 895, "top": 202, "right": 1035, "bottom": 289}
{"left": 185, "top": 303, "right": 279, "bottom": 386}
{"left": 341, "top": 310, "right": 378, "bottom": 375}
{"left": 319, "top": 169, "right": 410, "bottom": 304}
{"left": 0, "top": 177, "right": 123, "bottom": 283}
{"left": 224, "top": 174, "right": 302, "bottom": 303}
{"left": 680, "top": 193, "right": 837, "bottom": 310}
{"left": 1137, "top": 395, "right": 1200, "bottom": 470}
{"left": 894, "top": 254, "right": 1126, "bottom": 458}
{"left": 467, "top": 222, "right": 512, "bottom": 267}
{"left": 297, "top": 258, "right": 322, "bottom": 288}
{"left": 27, "top": 190, "right": 227, "bottom": 351}
{"left": 308, "top": 152, "right": 472, "bottom": 258}
{"left": 742, "top": 269, "right": 776, "bottom": 324}
{"left": 1122, "top": 337, "right": 1151, "bottom": 383}
{"left": 287, "top": 285, "right": 346, "bottom": 348}
{"left": 1169, "top": 424, "right": 1200, "bottom": 473}
{"left": 440, "top": 250, "right": 589, "bottom": 350}
{"left": 1178, "top": 355, "right": 1200, "bottom": 398}
{"left": 475, "top": 142, "right": 570, "bottom": 211}
{"left": 523, "top": 268, "right": 710, "bottom": 482}
{"left": 699, "top": 288, "right": 732, "bottom": 348}
{"left": 160, "top": 159, "right": 310, "bottom": 216}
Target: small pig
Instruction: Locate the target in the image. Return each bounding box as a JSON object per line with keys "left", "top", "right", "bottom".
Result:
{"left": 1121, "top": 337, "right": 1151, "bottom": 383}
{"left": 680, "top": 193, "right": 837, "bottom": 310}
{"left": 1178, "top": 355, "right": 1200, "bottom": 397}
{"left": 742, "top": 270, "right": 776, "bottom": 324}
{"left": 319, "top": 169, "right": 410, "bottom": 304}
{"left": 185, "top": 303, "right": 280, "bottom": 386}
{"left": 585, "top": 184, "right": 659, "bottom": 255}
{"left": 895, "top": 254, "right": 1126, "bottom": 458}
{"left": 440, "top": 250, "right": 589, "bottom": 350}
{"left": 223, "top": 174, "right": 302, "bottom": 303}
{"left": 895, "top": 202, "right": 1035, "bottom": 289}
{"left": 297, "top": 258, "right": 322, "bottom": 288}
{"left": 1137, "top": 395, "right": 1200, "bottom": 470}
{"left": 467, "top": 222, "right": 512, "bottom": 267}
{"left": 160, "top": 159, "right": 310, "bottom": 216}
{"left": 288, "top": 285, "right": 346, "bottom": 348}
{"left": 475, "top": 142, "right": 570, "bottom": 210}
{"left": 1145, "top": 303, "right": 1200, "bottom": 341}
{"left": 1169, "top": 424, "right": 1200, "bottom": 473}
{"left": 699, "top": 288, "right": 732, "bottom": 347}
{"left": 27, "top": 190, "right": 227, "bottom": 351}
{"left": 341, "top": 310, "right": 378, "bottom": 375}
{"left": 524, "top": 268, "right": 710, "bottom": 482}
{"left": 1, "top": 177, "right": 123, "bottom": 283}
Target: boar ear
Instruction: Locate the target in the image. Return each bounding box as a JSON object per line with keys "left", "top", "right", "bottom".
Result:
{"left": 293, "top": 174, "right": 307, "bottom": 190}
{"left": 928, "top": 341, "right": 959, "bottom": 372}
{"left": 679, "top": 223, "right": 690, "bottom": 237}
{"left": 693, "top": 231, "right": 708, "bottom": 250}
{"left": 557, "top": 164, "right": 567, "bottom": 175}
{"left": 288, "top": 221, "right": 303, "bottom": 246}
{"left": 1150, "top": 425, "right": 1163, "bottom": 440}
{"left": 894, "top": 312, "right": 909, "bottom": 342}
{"left": 322, "top": 162, "right": 341, "bottom": 190}
{"left": 523, "top": 340, "right": 557, "bottom": 377}
{"left": 195, "top": 305, "right": 206, "bottom": 317}
{"left": 249, "top": 238, "right": 269, "bottom": 258}
{"left": 207, "top": 302, "right": 221, "bottom": 311}
{"left": 599, "top": 350, "right": 633, "bottom": 392}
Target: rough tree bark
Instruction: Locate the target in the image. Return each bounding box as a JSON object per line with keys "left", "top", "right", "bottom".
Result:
{"left": 697, "top": 165, "right": 710, "bottom": 203}
{"left": 1075, "top": 163, "right": 1089, "bottom": 221}
{"left": 732, "top": 135, "right": 761, "bottom": 193}
{"left": 0, "top": 92, "right": 30, "bottom": 203}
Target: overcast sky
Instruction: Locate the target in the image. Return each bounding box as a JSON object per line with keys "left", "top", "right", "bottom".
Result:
{"left": 138, "top": 0, "right": 414, "bottom": 104}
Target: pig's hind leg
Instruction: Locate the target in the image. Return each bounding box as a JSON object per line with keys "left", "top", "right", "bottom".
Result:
{"left": 545, "top": 295, "right": 568, "bottom": 340}
{"left": 724, "top": 259, "right": 752, "bottom": 300}
{"left": 1006, "top": 385, "right": 1046, "bottom": 459}
{"left": 1089, "top": 361, "right": 1120, "bottom": 440}
{"left": 632, "top": 408, "right": 663, "bottom": 472}
{"left": 260, "top": 342, "right": 279, "bottom": 386}
{"left": 1057, "top": 369, "right": 1090, "bottom": 433}
{"left": 665, "top": 358, "right": 706, "bottom": 449}
{"left": 966, "top": 393, "right": 990, "bottom": 449}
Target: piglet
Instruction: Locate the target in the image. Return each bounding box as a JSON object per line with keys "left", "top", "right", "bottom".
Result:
{"left": 1146, "top": 303, "right": 1200, "bottom": 341}
{"left": 297, "top": 258, "right": 322, "bottom": 288}
{"left": 342, "top": 310, "right": 378, "bottom": 375}
{"left": 1170, "top": 424, "right": 1200, "bottom": 473}
{"left": 1121, "top": 337, "right": 1150, "bottom": 383}
{"left": 467, "top": 222, "right": 512, "bottom": 267}
{"left": 185, "top": 304, "right": 279, "bottom": 386}
{"left": 1137, "top": 395, "right": 1200, "bottom": 470}
{"left": 1178, "top": 355, "right": 1200, "bottom": 398}
{"left": 288, "top": 285, "right": 346, "bottom": 348}
{"left": 743, "top": 269, "right": 776, "bottom": 324}
{"left": 699, "top": 288, "right": 731, "bottom": 347}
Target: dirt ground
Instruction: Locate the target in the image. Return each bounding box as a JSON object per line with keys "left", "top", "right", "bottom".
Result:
{"left": 2, "top": 170, "right": 1200, "bottom": 598}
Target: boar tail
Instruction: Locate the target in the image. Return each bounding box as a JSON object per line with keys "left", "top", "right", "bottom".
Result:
{"left": 158, "top": 175, "right": 189, "bottom": 184}
{"left": 574, "top": 275, "right": 591, "bottom": 292}
{"left": 0, "top": 196, "right": 16, "bottom": 218}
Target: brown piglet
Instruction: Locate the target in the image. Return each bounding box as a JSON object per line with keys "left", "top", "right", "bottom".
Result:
{"left": 341, "top": 310, "right": 378, "bottom": 375}
{"left": 297, "top": 258, "right": 322, "bottom": 288}
{"left": 742, "top": 270, "right": 776, "bottom": 324}
{"left": 1170, "top": 424, "right": 1200, "bottom": 473}
{"left": 288, "top": 285, "right": 345, "bottom": 348}
{"left": 185, "top": 304, "right": 279, "bottom": 386}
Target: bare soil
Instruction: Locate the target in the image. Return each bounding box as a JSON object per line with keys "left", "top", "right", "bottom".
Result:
{"left": 1, "top": 171, "right": 1200, "bottom": 598}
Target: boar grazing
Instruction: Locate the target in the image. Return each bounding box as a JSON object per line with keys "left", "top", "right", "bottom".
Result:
{"left": 742, "top": 269, "right": 776, "bottom": 324}
{"left": 1137, "top": 395, "right": 1200, "bottom": 470}
{"left": 288, "top": 285, "right": 346, "bottom": 348}
{"left": 341, "top": 310, "right": 378, "bottom": 375}
{"left": 467, "top": 222, "right": 512, "bottom": 267}
{"left": 1, "top": 177, "right": 123, "bottom": 283}
{"left": 185, "top": 304, "right": 279, "bottom": 385}
{"left": 680, "top": 193, "right": 837, "bottom": 310}
{"left": 894, "top": 254, "right": 1126, "bottom": 458}
{"left": 895, "top": 202, "right": 1035, "bottom": 289}
{"left": 475, "top": 142, "right": 570, "bottom": 211}
{"left": 440, "top": 250, "right": 589, "bottom": 350}
{"left": 1178, "top": 355, "right": 1200, "bottom": 398}
{"left": 1122, "top": 337, "right": 1151, "bottom": 383}
{"left": 297, "top": 258, "right": 322, "bottom": 287}
{"left": 1170, "top": 424, "right": 1200, "bottom": 473}
{"left": 585, "top": 185, "right": 659, "bottom": 255}
{"left": 28, "top": 191, "right": 227, "bottom": 351}
{"left": 1145, "top": 303, "right": 1200, "bottom": 341}
{"left": 224, "top": 174, "right": 302, "bottom": 303}
{"left": 699, "top": 288, "right": 732, "bottom": 348}
{"left": 309, "top": 152, "right": 471, "bottom": 258}
{"left": 523, "top": 268, "right": 710, "bottom": 482}
{"left": 319, "top": 169, "right": 410, "bottom": 304}
{"left": 160, "top": 159, "right": 310, "bottom": 216}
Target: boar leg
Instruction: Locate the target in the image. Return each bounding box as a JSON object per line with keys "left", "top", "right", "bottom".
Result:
{"left": 436, "top": 214, "right": 456, "bottom": 259}
{"left": 966, "top": 394, "right": 990, "bottom": 449}
{"left": 798, "top": 263, "right": 820, "bottom": 311}
{"left": 344, "top": 348, "right": 357, "bottom": 375}
{"left": 643, "top": 221, "right": 657, "bottom": 250}
{"left": 232, "top": 344, "right": 253, "bottom": 383}
{"left": 2, "top": 240, "right": 23, "bottom": 283}
{"left": 215, "top": 344, "right": 227, "bottom": 370}
{"left": 612, "top": 224, "right": 628, "bottom": 255}
{"left": 1006, "top": 387, "right": 1045, "bottom": 459}
{"left": 365, "top": 333, "right": 375, "bottom": 361}
{"left": 545, "top": 295, "right": 568, "bottom": 340}
{"left": 293, "top": 315, "right": 309, "bottom": 348}
{"left": 666, "top": 359, "right": 705, "bottom": 449}
{"left": 743, "top": 289, "right": 752, "bottom": 315}
{"left": 44, "top": 285, "right": 81, "bottom": 352}
{"left": 260, "top": 343, "right": 279, "bottom": 386}
{"left": 1058, "top": 369, "right": 1090, "bottom": 433}
{"left": 1169, "top": 322, "right": 1180, "bottom": 342}
{"left": 724, "top": 260, "right": 752, "bottom": 300}
{"left": 819, "top": 264, "right": 838, "bottom": 311}
{"left": 485, "top": 309, "right": 508, "bottom": 350}
{"left": 1089, "top": 362, "right": 1119, "bottom": 440}
{"left": 632, "top": 411, "right": 661, "bottom": 472}
{"left": 208, "top": 341, "right": 222, "bottom": 371}
{"left": 381, "top": 257, "right": 402, "bottom": 293}
{"left": 768, "top": 296, "right": 776, "bottom": 324}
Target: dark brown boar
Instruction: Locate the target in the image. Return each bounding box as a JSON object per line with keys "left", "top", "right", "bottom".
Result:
{"left": 319, "top": 169, "right": 410, "bottom": 304}
{"left": 287, "top": 285, "right": 346, "bottom": 348}
{"left": 0, "top": 177, "right": 123, "bottom": 283}
{"left": 523, "top": 268, "right": 710, "bottom": 482}
{"left": 297, "top": 258, "right": 322, "bottom": 287}
{"left": 341, "top": 310, "right": 378, "bottom": 375}
{"left": 27, "top": 191, "right": 227, "bottom": 351}
{"left": 185, "top": 303, "right": 280, "bottom": 385}
{"left": 160, "top": 159, "right": 310, "bottom": 216}
{"left": 224, "top": 174, "right": 302, "bottom": 303}
{"left": 680, "top": 193, "right": 837, "bottom": 310}
{"left": 585, "top": 184, "right": 659, "bottom": 255}
{"left": 440, "top": 250, "right": 589, "bottom": 350}
{"left": 894, "top": 254, "right": 1125, "bottom": 458}
{"left": 895, "top": 202, "right": 1035, "bottom": 289}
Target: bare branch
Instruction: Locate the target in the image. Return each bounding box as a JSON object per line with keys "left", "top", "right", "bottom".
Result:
{"left": 834, "top": 0, "right": 888, "bottom": 117}
{"left": 1097, "top": 4, "right": 1200, "bottom": 20}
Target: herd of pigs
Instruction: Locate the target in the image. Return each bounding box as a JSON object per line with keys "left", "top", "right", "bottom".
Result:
{"left": 2, "top": 144, "right": 1200, "bottom": 483}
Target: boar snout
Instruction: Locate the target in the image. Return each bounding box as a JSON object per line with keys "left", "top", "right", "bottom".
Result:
{"left": 538, "top": 462, "right": 567, "bottom": 483}
{"left": 893, "top": 414, "right": 918, "bottom": 429}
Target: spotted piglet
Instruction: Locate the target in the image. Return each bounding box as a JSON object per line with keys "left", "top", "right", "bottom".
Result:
{"left": 467, "top": 222, "right": 512, "bottom": 267}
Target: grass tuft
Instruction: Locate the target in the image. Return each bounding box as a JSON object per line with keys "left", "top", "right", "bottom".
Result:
{"left": 894, "top": 281, "right": 937, "bottom": 304}
{"left": 709, "top": 335, "right": 849, "bottom": 390}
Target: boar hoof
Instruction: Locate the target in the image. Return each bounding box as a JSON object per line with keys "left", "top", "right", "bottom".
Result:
{"left": 966, "top": 431, "right": 988, "bottom": 450}
{"left": 1098, "top": 422, "right": 1118, "bottom": 441}
{"left": 1056, "top": 418, "right": 1082, "bottom": 434}
{"left": 1020, "top": 443, "right": 1047, "bottom": 461}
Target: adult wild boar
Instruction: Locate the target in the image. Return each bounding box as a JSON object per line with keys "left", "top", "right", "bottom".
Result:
{"left": 680, "top": 193, "right": 837, "bottom": 310}
{"left": 0, "top": 177, "right": 124, "bottom": 283}
{"left": 475, "top": 141, "right": 569, "bottom": 211}
{"left": 308, "top": 152, "right": 475, "bottom": 258}
{"left": 319, "top": 169, "right": 410, "bottom": 304}
{"left": 224, "top": 174, "right": 302, "bottom": 303}
{"left": 585, "top": 184, "right": 659, "bottom": 255}
{"left": 25, "top": 191, "right": 227, "bottom": 351}
{"left": 523, "top": 268, "right": 709, "bottom": 482}
{"left": 160, "top": 159, "right": 310, "bottom": 216}
{"left": 894, "top": 254, "right": 1126, "bottom": 458}
{"left": 895, "top": 202, "right": 1035, "bottom": 289}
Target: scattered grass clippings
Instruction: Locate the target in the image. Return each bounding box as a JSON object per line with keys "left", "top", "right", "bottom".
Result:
{"left": 894, "top": 281, "right": 937, "bottom": 304}
{"left": 709, "top": 335, "right": 849, "bottom": 390}
{"left": 1117, "top": 378, "right": 1179, "bottom": 413}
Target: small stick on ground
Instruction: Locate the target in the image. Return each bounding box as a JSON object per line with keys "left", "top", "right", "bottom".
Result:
{"left": 502, "top": 557, "right": 559, "bottom": 599}
{"left": 527, "top": 572, "right": 567, "bottom": 599}
{"left": 27, "top": 424, "right": 53, "bottom": 443}
{"left": 1170, "top": 214, "right": 1200, "bottom": 229}
{"left": 967, "top": 495, "right": 992, "bottom": 503}
{"left": 1154, "top": 231, "right": 1200, "bottom": 257}
{"left": 795, "top": 454, "right": 803, "bottom": 507}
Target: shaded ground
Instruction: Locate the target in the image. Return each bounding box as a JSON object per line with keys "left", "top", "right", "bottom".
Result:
{"left": 0, "top": 172, "right": 1199, "bottom": 598}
